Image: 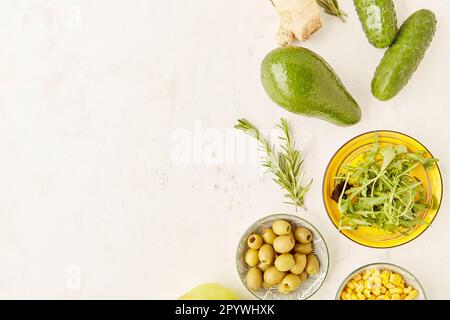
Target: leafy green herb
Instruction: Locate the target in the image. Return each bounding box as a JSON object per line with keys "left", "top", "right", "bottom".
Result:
{"left": 317, "top": 0, "right": 347, "bottom": 22}
{"left": 235, "top": 118, "right": 312, "bottom": 210}
{"left": 333, "top": 134, "right": 438, "bottom": 232}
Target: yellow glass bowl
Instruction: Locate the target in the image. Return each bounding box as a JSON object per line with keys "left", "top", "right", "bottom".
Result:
{"left": 323, "top": 131, "right": 443, "bottom": 248}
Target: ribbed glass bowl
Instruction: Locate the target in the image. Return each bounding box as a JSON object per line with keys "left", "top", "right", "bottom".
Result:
{"left": 336, "top": 263, "right": 426, "bottom": 300}
{"left": 236, "top": 214, "right": 329, "bottom": 300}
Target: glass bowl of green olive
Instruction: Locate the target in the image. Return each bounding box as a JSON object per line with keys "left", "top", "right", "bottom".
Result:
{"left": 236, "top": 214, "right": 329, "bottom": 300}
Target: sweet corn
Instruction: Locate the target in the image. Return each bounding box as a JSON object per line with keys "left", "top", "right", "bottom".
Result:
{"left": 372, "top": 287, "right": 381, "bottom": 296}
{"left": 389, "top": 273, "right": 403, "bottom": 286}
{"left": 347, "top": 281, "right": 356, "bottom": 289}
{"left": 405, "top": 290, "right": 418, "bottom": 300}
{"left": 340, "top": 268, "right": 419, "bottom": 300}
{"left": 389, "top": 287, "right": 403, "bottom": 295}
{"left": 372, "top": 277, "right": 382, "bottom": 287}
{"left": 357, "top": 292, "right": 365, "bottom": 300}
{"left": 385, "top": 283, "right": 396, "bottom": 289}
{"left": 356, "top": 283, "right": 364, "bottom": 293}
{"left": 404, "top": 286, "right": 412, "bottom": 294}
{"left": 364, "top": 280, "right": 373, "bottom": 290}
{"left": 380, "top": 270, "right": 390, "bottom": 282}
{"left": 391, "top": 293, "right": 401, "bottom": 300}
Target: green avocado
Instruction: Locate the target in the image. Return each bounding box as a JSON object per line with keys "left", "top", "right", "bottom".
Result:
{"left": 261, "top": 47, "right": 361, "bottom": 126}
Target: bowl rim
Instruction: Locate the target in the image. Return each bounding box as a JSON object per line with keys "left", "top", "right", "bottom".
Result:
{"left": 322, "top": 130, "right": 443, "bottom": 249}
{"left": 236, "top": 213, "right": 330, "bottom": 300}
{"left": 335, "top": 262, "right": 427, "bottom": 300}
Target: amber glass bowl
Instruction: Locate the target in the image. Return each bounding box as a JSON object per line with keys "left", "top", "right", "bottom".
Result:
{"left": 323, "top": 131, "right": 442, "bottom": 248}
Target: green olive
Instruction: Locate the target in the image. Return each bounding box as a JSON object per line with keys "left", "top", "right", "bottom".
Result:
{"left": 246, "top": 267, "right": 263, "bottom": 291}
{"left": 247, "top": 234, "right": 264, "bottom": 249}
{"left": 263, "top": 266, "right": 285, "bottom": 285}
{"left": 299, "top": 271, "right": 308, "bottom": 284}
{"left": 294, "top": 227, "right": 312, "bottom": 244}
{"left": 257, "top": 261, "right": 272, "bottom": 272}
{"left": 273, "top": 235, "right": 295, "bottom": 253}
{"left": 277, "top": 281, "right": 290, "bottom": 294}
{"left": 290, "top": 254, "right": 307, "bottom": 275}
{"left": 293, "top": 242, "right": 313, "bottom": 255}
{"left": 279, "top": 274, "right": 301, "bottom": 293}
{"left": 274, "top": 253, "right": 295, "bottom": 272}
{"left": 258, "top": 244, "right": 275, "bottom": 264}
{"left": 262, "top": 228, "right": 277, "bottom": 244}
{"left": 272, "top": 220, "right": 292, "bottom": 235}
{"left": 306, "top": 254, "right": 320, "bottom": 275}
{"left": 244, "top": 249, "right": 259, "bottom": 267}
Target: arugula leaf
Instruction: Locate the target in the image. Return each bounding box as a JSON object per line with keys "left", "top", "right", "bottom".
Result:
{"left": 333, "top": 134, "right": 438, "bottom": 232}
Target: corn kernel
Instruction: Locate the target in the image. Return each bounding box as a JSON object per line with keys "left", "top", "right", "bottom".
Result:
{"left": 405, "top": 290, "right": 418, "bottom": 300}
{"left": 350, "top": 294, "right": 358, "bottom": 300}
{"left": 357, "top": 292, "right": 365, "bottom": 300}
{"left": 372, "top": 287, "right": 381, "bottom": 296}
{"left": 347, "top": 281, "right": 356, "bottom": 289}
{"left": 391, "top": 293, "right": 401, "bottom": 300}
{"left": 403, "top": 286, "right": 412, "bottom": 294}
{"left": 363, "top": 289, "right": 371, "bottom": 297}
{"left": 380, "top": 271, "right": 390, "bottom": 282}
{"left": 389, "top": 273, "right": 403, "bottom": 286}
{"left": 356, "top": 283, "right": 364, "bottom": 293}
{"left": 385, "top": 283, "right": 396, "bottom": 289}
{"left": 373, "top": 277, "right": 382, "bottom": 287}
{"left": 346, "top": 288, "right": 354, "bottom": 295}
{"left": 376, "top": 295, "right": 385, "bottom": 300}
{"left": 363, "top": 270, "right": 371, "bottom": 280}
{"left": 389, "top": 287, "right": 403, "bottom": 294}
{"left": 381, "top": 287, "right": 387, "bottom": 294}
{"left": 364, "top": 280, "right": 373, "bottom": 290}
{"left": 341, "top": 292, "right": 348, "bottom": 300}
{"left": 371, "top": 269, "right": 380, "bottom": 276}
{"left": 353, "top": 273, "right": 362, "bottom": 281}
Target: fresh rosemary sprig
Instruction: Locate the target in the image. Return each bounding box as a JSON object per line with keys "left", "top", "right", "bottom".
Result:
{"left": 317, "top": 0, "right": 347, "bottom": 22}
{"left": 234, "top": 118, "right": 312, "bottom": 210}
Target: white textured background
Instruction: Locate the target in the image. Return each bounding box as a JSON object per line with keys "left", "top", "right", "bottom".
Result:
{"left": 0, "top": 0, "right": 449, "bottom": 299}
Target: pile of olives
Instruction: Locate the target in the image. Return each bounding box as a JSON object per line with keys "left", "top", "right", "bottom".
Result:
{"left": 244, "top": 219, "right": 320, "bottom": 294}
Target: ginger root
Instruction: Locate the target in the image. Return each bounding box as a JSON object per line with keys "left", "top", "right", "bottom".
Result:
{"left": 271, "top": 0, "right": 322, "bottom": 45}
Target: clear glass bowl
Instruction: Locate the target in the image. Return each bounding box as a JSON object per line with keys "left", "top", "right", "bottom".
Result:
{"left": 336, "top": 263, "right": 426, "bottom": 300}
{"left": 236, "top": 214, "right": 329, "bottom": 300}
{"left": 323, "top": 130, "right": 443, "bottom": 248}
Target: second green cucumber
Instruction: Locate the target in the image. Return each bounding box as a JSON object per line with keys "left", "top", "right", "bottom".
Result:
{"left": 371, "top": 9, "right": 437, "bottom": 101}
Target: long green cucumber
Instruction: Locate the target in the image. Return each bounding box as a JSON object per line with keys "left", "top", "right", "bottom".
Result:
{"left": 371, "top": 9, "right": 436, "bottom": 101}
{"left": 354, "top": 0, "right": 398, "bottom": 48}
